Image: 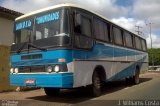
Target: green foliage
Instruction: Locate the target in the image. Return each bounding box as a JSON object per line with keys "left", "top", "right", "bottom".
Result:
{"left": 147, "top": 48, "right": 160, "bottom": 66}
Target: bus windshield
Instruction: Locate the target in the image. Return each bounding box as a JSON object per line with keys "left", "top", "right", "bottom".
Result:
{"left": 14, "top": 8, "right": 70, "bottom": 47}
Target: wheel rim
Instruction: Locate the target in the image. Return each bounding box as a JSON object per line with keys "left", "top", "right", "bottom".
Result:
{"left": 92, "top": 73, "right": 101, "bottom": 96}
{"left": 94, "top": 76, "right": 101, "bottom": 90}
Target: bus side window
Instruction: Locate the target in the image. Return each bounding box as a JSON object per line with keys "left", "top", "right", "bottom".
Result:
{"left": 94, "top": 18, "right": 105, "bottom": 40}
{"left": 105, "top": 23, "right": 111, "bottom": 42}
{"left": 135, "top": 37, "right": 142, "bottom": 50}
{"left": 81, "top": 16, "right": 92, "bottom": 37}
{"left": 93, "top": 18, "right": 110, "bottom": 42}
{"left": 141, "top": 39, "right": 147, "bottom": 51}
{"left": 74, "top": 13, "right": 92, "bottom": 37}
{"left": 113, "top": 26, "right": 123, "bottom": 46}
{"left": 73, "top": 11, "right": 93, "bottom": 49}
{"left": 124, "top": 31, "right": 133, "bottom": 48}
{"left": 74, "top": 13, "right": 81, "bottom": 34}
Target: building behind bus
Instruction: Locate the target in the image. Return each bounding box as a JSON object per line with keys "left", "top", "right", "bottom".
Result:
{"left": 0, "top": 6, "right": 22, "bottom": 92}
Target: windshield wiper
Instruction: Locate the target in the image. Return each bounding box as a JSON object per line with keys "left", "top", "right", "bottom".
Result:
{"left": 16, "top": 42, "right": 27, "bottom": 54}
{"left": 28, "top": 43, "right": 47, "bottom": 52}
{"left": 16, "top": 42, "right": 47, "bottom": 54}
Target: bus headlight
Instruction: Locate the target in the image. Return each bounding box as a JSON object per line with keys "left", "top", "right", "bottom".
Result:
{"left": 10, "top": 68, "right": 14, "bottom": 73}
{"left": 15, "top": 68, "right": 19, "bottom": 74}
{"left": 47, "top": 66, "right": 52, "bottom": 73}
{"left": 54, "top": 65, "right": 60, "bottom": 73}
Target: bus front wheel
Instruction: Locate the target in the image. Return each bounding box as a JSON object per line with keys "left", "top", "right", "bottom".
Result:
{"left": 44, "top": 88, "right": 60, "bottom": 96}
{"left": 91, "top": 71, "right": 102, "bottom": 97}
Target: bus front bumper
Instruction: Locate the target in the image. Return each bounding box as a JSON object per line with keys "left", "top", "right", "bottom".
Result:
{"left": 10, "top": 73, "right": 73, "bottom": 88}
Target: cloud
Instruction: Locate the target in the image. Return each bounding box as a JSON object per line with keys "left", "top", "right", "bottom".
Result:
{"left": 133, "top": 0, "right": 160, "bottom": 19}
{"left": 132, "top": 0, "right": 160, "bottom": 32}
{"left": 131, "top": 0, "right": 160, "bottom": 48}
{"left": 1, "top": 0, "right": 128, "bottom": 18}
{"left": 1, "top": 0, "right": 50, "bottom": 13}
{"left": 111, "top": 17, "right": 160, "bottom": 48}
{"left": 111, "top": 17, "right": 146, "bottom": 34}
{"left": 146, "top": 34, "right": 160, "bottom": 48}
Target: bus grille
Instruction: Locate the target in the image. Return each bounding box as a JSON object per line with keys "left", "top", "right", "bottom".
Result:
{"left": 19, "top": 66, "right": 46, "bottom": 73}
{"left": 21, "top": 54, "right": 42, "bottom": 60}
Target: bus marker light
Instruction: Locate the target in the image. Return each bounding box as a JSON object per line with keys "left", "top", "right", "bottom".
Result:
{"left": 58, "top": 58, "right": 66, "bottom": 63}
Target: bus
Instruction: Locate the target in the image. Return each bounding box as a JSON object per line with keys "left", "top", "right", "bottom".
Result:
{"left": 10, "top": 4, "right": 148, "bottom": 97}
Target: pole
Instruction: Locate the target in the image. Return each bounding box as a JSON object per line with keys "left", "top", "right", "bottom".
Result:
{"left": 135, "top": 25, "right": 142, "bottom": 36}
{"left": 149, "top": 23, "right": 154, "bottom": 66}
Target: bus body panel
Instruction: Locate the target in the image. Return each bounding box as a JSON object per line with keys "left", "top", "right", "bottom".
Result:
{"left": 71, "top": 43, "right": 148, "bottom": 87}
{"left": 10, "top": 50, "right": 74, "bottom": 88}
{"left": 11, "top": 50, "right": 73, "bottom": 67}
{"left": 10, "top": 73, "right": 73, "bottom": 88}
{"left": 10, "top": 43, "right": 148, "bottom": 88}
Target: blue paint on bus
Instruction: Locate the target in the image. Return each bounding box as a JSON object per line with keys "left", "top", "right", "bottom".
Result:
{"left": 10, "top": 72, "right": 73, "bottom": 88}
{"left": 11, "top": 44, "right": 144, "bottom": 67}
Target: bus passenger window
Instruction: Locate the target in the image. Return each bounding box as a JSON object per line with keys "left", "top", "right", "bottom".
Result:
{"left": 81, "top": 16, "right": 91, "bottom": 37}
{"left": 104, "top": 23, "right": 110, "bottom": 42}
{"left": 74, "top": 12, "right": 93, "bottom": 49}
{"left": 74, "top": 13, "right": 91, "bottom": 37}
{"left": 124, "top": 32, "right": 133, "bottom": 48}
{"left": 74, "top": 13, "right": 81, "bottom": 34}
{"left": 94, "top": 18, "right": 110, "bottom": 42}
{"left": 135, "top": 37, "right": 142, "bottom": 50}
{"left": 94, "top": 18, "right": 105, "bottom": 40}
{"left": 113, "top": 26, "right": 123, "bottom": 45}
{"left": 141, "top": 39, "right": 147, "bottom": 51}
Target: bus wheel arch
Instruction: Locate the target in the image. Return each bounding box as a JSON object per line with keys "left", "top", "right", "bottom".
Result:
{"left": 135, "top": 65, "right": 140, "bottom": 74}
{"left": 93, "top": 65, "right": 106, "bottom": 82}
{"left": 126, "top": 65, "right": 140, "bottom": 85}
{"left": 90, "top": 65, "right": 106, "bottom": 97}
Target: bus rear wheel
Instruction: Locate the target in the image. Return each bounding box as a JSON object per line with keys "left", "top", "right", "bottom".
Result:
{"left": 133, "top": 69, "right": 140, "bottom": 84}
{"left": 126, "top": 68, "right": 140, "bottom": 85}
{"left": 44, "top": 88, "right": 60, "bottom": 96}
{"left": 91, "top": 71, "right": 102, "bottom": 97}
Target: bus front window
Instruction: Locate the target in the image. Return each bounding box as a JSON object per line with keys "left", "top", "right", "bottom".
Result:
{"left": 14, "top": 8, "right": 70, "bottom": 48}
{"left": 15, "top": 28, "right": 33, "bottom": 43}
{"left": 34, "top": 17, "right": 60, "bottom": 40}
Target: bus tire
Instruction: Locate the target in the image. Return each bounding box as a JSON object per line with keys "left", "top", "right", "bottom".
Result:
{"left": 125, "top": 68, "right": 140, "bottom": 85}
{"left": 44, "top": 88, "right": 60, "bottom": 96}
{"left": 132, "top": 68, "right": 140, "bottom": 84}
{"left": 91, "top": 71, "right": 102, "bottom": 97}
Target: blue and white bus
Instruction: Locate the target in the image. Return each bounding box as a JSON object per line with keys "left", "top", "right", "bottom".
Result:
{"left": 10, "top": 4, "right": 148, "bottom": 96}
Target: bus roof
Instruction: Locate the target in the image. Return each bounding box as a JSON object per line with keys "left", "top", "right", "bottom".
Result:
{"left": 16, "top": 3, "right": 146, "bottom": 39}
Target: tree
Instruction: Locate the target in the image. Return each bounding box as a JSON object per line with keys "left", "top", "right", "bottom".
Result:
{"left": 147, "top": 48, "right": 160, "bottom": 66}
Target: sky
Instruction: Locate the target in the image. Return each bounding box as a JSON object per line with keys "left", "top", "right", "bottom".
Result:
{"left": 0, "top": 0, "right": 160, "bottom": 48}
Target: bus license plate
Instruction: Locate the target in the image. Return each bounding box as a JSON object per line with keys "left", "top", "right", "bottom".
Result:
{"left": 25, "top": 79, "right": 35, "bottom": 85}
